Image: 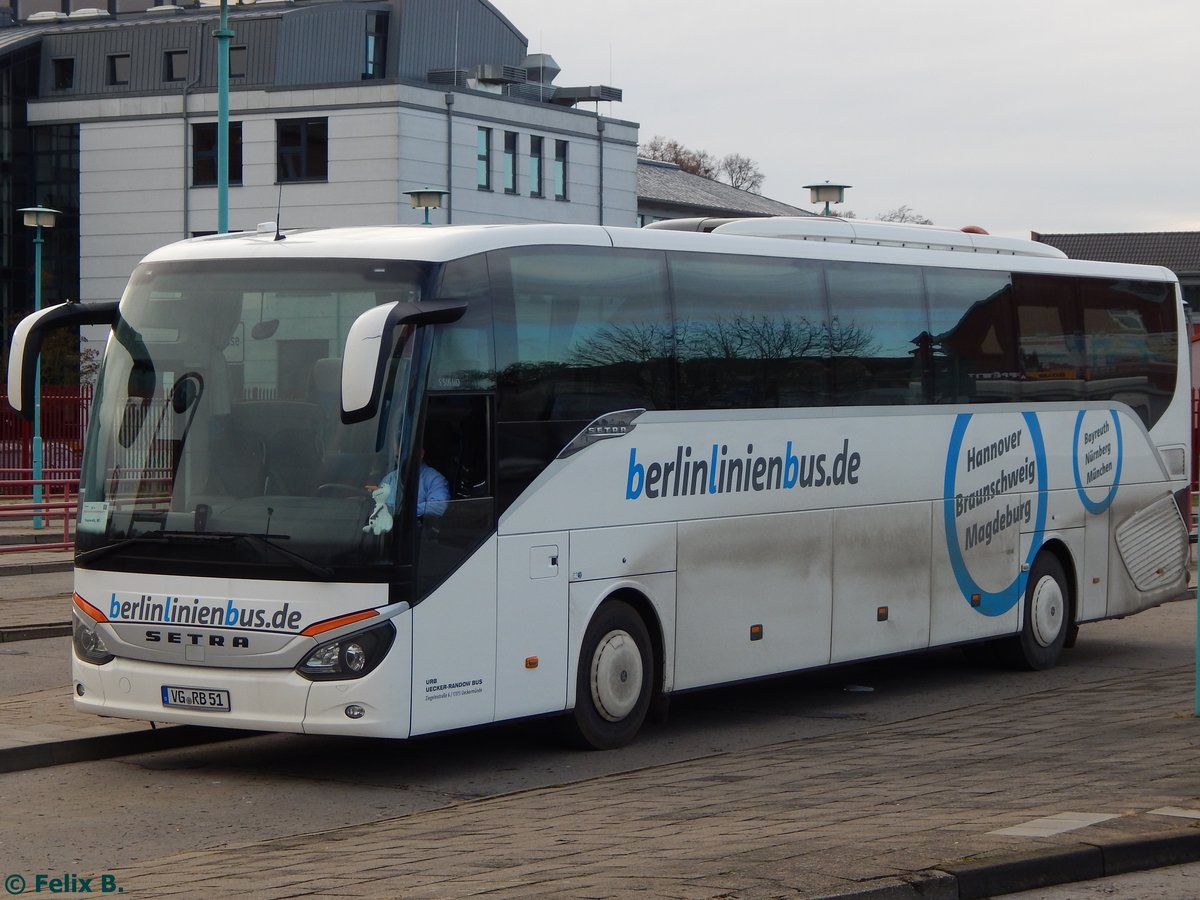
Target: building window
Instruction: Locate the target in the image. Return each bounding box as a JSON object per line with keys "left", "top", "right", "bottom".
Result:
{"left": 529, "top": 135, "right": 544, "bottom": 198}
{"left": 230, "top": 46, "right": 247, "bottom": 79}
{"left": 107, "top": 54, "right": 130, "bottom": 86}
{"left": 363, "top": 12, "right": 388, "bottom": 79}
{"left": 193, "top": 122, "right": 244, "bottom": 187}
{"left": 52, "top": 58, "right": 75, "bottom": 90}
{"left": 476, "top": 127, "right": 491, "bottom": 190}
{"left": 277, "top": 118, "right": 328, "bottom": 182}
{"left": 503, "top": 131, "right": 518, "bottom": 194}
{"left": 554, "top": 139, "right": 568, "bottom": 200}
{"left": 163, "top": 50, "right": 188, "bottom": 83}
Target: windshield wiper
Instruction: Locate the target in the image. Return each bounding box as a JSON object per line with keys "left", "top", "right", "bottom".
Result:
{"left": 76, "top": 532, "right": 165, "bottom": 566}
{"left": 76, "top": 530, "right": 335, "bottom": 581}
{"left": 216, "top": 531, "right": 336, "bottom": 582}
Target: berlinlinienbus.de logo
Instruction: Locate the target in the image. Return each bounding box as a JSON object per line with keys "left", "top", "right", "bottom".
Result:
{"left": 4, "top": 872, "right": 123, "bottom": 895}
{"left": 107, "top": 593, "right": 304, "bottom": 632}
{"left": 624, "top": 439, "right": 863, "bottom": 500}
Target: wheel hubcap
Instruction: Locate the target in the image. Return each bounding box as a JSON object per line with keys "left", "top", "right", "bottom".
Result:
{"left": 1030, "top": 574, "right": 1064, "bottom": 647}
{"left": 590, "top": 629, "right": 644, "bottom": 722}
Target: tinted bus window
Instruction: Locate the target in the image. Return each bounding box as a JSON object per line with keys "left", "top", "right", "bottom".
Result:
{"left": 1081, "top": 278, "right": 1177, "bottom": 427}
{"left": 493, "top": 247, "right": 671, "bottom": 422}
{"left": 924, "top": 268, "right": 1015, "bottom": 404}
{"left": 1012, "top": 273, "right": 1083, "bottom": 401}
{"left": 825, "top": 262, "right": 928, "bottom": 405}
{"left": 429, "top": 254, "right": 496, "bottom": 392}
{"left": 670, "top": 253, "right": 828, "bottom": 409}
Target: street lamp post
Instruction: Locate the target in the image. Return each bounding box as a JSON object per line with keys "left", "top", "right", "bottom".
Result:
{"left": 403, "top": 188, "right": 448, "bottom": 225}
{"left": 215, "top": 0, "right": 233, "bottom": 234}
{"left": 18, "top": 205, "right": 60, "bottom": 529}
{"left": 802, "top": 181, "right": 851, "bottom": 216}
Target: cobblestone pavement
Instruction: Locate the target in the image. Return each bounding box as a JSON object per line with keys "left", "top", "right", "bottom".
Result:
{"left": 96, "top": 660, "right": 1200, "bottom": 899}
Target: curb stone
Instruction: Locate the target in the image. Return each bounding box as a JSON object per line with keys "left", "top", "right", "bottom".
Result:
{"left": 0, "top": 724, "right": 261, "bottom": 775}
{"left": 0, "top": 623, "right": 71, "bottom": 642}
{"left": 818, "top": 830, "right": 1200, "bottom": 900}
{"left": 0, "top": 559, "right": 73, "bottom": 576}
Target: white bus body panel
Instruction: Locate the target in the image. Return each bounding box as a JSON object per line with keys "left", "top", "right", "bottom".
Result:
{"left": 495, "top": 532, "right": 569, "bottom": 721}
{"left": 831, "top": 502, "right": 932, "bottom": 665}
{"left": 674, "top": 510, "right": 832, "bottom": 691}
{"left": 504, "top": 402, "right": 1188, "bottom": 692}
{"left": 409, "top": 536, "right": 498, "bottom": 736}
{"left": 1081, "top": 510, "right": 1110, "bottom": 622}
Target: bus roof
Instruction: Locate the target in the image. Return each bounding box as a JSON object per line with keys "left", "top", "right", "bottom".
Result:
{"left": 138, "top": 220, "right": 1178, "bottom": 284}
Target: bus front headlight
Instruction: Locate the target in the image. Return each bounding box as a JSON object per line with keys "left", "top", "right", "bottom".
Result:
{"left": 297, "top": 622, "right": 395, "bottom": 681}
{"left": 73, "top": 614, "right": 115, "bottom": 665}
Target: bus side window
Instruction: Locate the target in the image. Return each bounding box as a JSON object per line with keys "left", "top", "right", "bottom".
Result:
{"left": 670, "top": 252, "right": 828, "bottom": 409}
{"left": 429, "top": 254, "right": 496, "bottom": 392}
{"left": 925, "top": 268, "right": 1017, "bottom": 404}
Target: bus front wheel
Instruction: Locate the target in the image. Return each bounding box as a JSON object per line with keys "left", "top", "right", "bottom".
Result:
{"left": 569, "top": 600, "right": 653, "bottom": 750}
{"left": 1002, "top": 553, "right": 1070, "bottom": 671}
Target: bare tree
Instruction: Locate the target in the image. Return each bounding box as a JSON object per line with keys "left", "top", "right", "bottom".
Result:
{"left": 718, "top": 154, "right": 764, "bottom": 194}
{"left": 640, "top": 136, "right": 719, "bottom": 180}
{"left": 641, "top": 135, "right": 764, "bottom": 192}
{"left": 878, "top": 205, "right": 933, "bottom": 225}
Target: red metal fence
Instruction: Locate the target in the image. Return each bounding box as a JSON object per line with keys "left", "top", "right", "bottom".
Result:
{"left": 0, "top": 385, "right": 91, "bottom": 493}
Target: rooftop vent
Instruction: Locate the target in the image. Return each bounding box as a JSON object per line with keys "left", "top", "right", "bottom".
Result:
{"left": 26, "top": 10, "right": 68, "bottom": 20}
{"left": 428, "top": 68, "right": 467, "bottom": 87}
{"left": 504, "top": 82, "right": 557, "bottom": 102}
{"left": 521, "top": 53, "right": 559, "bottom": 84}
{"left": 551, "top": 85, "right": 622, "bottom": 106}
{"left": 471, "top": 64, "right": 526, "bottom": 84}
{"left": 68, "top": 7, "right": 113, "bottom": 18}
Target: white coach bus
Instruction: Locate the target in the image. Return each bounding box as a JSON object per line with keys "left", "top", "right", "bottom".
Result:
{"left": 7, "top": 217, "right": 1191, "bottom": 749}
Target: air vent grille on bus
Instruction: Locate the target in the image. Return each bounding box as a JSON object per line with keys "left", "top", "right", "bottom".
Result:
{"left": 1114, "top": 496, "right": 1189, "bottom": 592}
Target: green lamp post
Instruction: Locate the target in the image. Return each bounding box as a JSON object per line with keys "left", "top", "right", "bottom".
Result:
{"left": 18, "top": 204, "right": 60, "bottom": 529}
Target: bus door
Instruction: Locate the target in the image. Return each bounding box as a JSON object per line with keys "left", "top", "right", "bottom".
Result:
{"left": 409, "top": 394, "right": 499, "bottom": 735}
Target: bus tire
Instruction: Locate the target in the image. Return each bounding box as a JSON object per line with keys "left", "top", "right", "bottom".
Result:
{"left": 568, "top": 600, "right": 653, "bottom": 750}
{"left": 1001, "top": 553, "right": 1070, "bottom": 671}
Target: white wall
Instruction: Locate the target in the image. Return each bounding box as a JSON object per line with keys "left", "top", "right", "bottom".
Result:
{"left": 29, "top": 81, "right": 639, "bottom": 303}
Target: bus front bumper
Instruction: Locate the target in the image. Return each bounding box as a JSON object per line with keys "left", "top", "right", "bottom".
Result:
{"left": 72, "top": 651, "right": 412, "bottom": 739}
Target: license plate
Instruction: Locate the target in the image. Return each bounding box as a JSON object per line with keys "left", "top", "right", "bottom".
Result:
{"left": 161, "top": 685, "right": 232, "bottom": 712}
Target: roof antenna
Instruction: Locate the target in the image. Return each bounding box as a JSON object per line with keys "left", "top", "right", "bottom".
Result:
{"left": 274, "top": 182, "right": 285, "bottom": 241}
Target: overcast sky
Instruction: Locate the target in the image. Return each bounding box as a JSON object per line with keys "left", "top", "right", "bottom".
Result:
{"left": 494, "top": 0, "right": 1199, "bottom": 238}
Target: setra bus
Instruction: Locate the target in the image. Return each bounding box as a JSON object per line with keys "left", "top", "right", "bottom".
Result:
{"left": 7, "top": 216, "right": 1191, "bottom": 748}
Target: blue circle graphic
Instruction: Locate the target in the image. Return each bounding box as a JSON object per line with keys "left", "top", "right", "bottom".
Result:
{"left": 1072, "top": 409, "right": 1122, "bottom": 514}
{"left": 942, "top": 411, "right": 1047, "bottom": 617}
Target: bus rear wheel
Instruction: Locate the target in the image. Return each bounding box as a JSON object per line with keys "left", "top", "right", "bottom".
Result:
{"left": 1001, "top": 552, "right": 1070, "bottom": 671}
{"left": 568, "top": 600, "right": 653, "bottom": 750}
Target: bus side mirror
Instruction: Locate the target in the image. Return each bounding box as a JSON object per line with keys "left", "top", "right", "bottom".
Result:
{"left": 340, "top": 299, "right": 468, "bottom": 423}
{"left": 7, "top": 300, "right": 119, "bottom": 420}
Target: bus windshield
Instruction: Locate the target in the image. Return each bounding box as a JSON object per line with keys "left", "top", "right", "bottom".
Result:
{"left": 76, "top": 257, "right": 433, "bottom": 578}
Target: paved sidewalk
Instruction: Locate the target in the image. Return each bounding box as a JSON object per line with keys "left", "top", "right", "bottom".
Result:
{"left": 99, "top": 660, "right": 1200, "bottom": 899}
